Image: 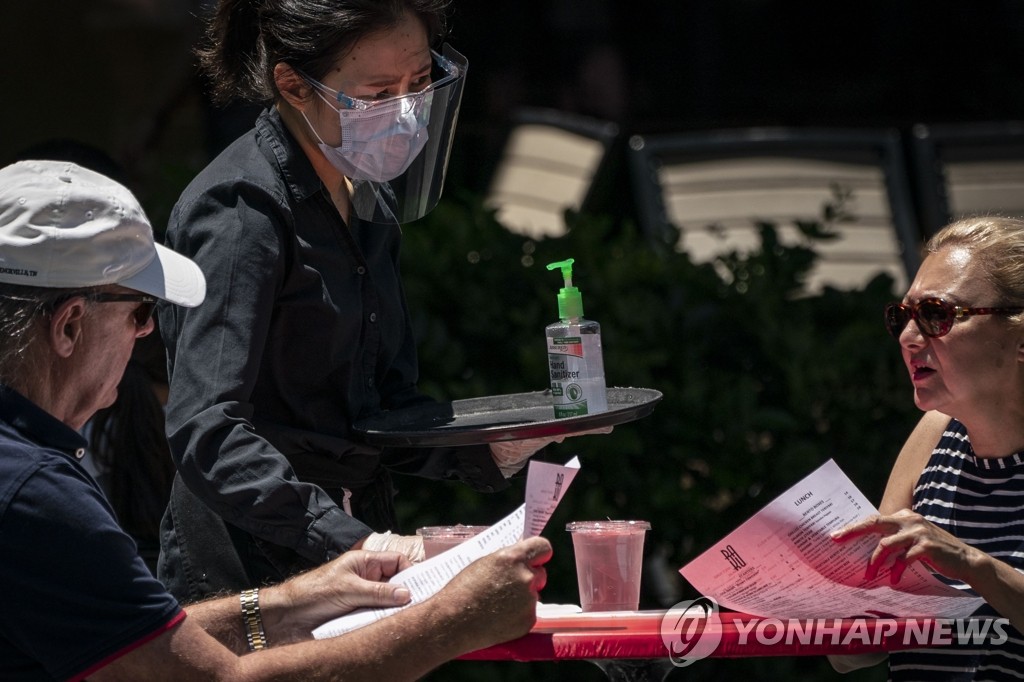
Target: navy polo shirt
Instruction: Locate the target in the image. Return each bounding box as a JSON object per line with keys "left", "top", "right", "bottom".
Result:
{"left": 0, "top": 386, "right": 182, "bottom": 681}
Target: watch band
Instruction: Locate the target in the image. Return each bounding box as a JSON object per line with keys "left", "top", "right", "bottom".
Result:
{"left": 240, "top": 588, "right": 267, "bottom": 651}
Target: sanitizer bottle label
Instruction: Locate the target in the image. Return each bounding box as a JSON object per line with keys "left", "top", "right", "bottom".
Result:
{"left": 547, "top": 335, "right": 606, "bottom": 417}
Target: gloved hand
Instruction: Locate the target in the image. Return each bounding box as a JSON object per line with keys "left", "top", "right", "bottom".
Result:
{"left": 361, "top": 531, "right": 425, "bottom": 563}
{"left": 489, "top": 426, "right": 613, "bottom": 478}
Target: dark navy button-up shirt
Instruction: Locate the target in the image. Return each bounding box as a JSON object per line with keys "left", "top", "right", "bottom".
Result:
{"left": 159, "top": 107, "right": 506, "bottom": 564}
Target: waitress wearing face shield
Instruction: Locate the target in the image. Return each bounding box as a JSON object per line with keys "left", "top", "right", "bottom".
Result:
{"left": 157, "top": 0, "right": 580, "bottom": 601}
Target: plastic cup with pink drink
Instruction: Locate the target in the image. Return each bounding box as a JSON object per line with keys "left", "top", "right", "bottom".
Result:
{"left": 566, "top": 520, "right": 651, "bottom": 612}
{"left": 416, "top": 524, "right": 490, "bottom": 559}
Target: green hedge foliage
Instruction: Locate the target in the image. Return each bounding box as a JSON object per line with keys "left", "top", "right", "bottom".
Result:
{"left": 395, "top": 192, "right": 920, "bottom": 682}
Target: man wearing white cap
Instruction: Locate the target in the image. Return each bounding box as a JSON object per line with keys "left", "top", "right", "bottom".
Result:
{"left": 0, "top": 160, "right": 551, "bottom": 681}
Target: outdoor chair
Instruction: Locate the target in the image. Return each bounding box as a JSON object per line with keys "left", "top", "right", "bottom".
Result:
{"left": 909, "top": 121, "right": 1024, "bottom": 237}
{"left": 486, "top": 106, "right": 620, "bottom": 239}
{"left": 627, "top": 127, "right": 923, "bottom": 293}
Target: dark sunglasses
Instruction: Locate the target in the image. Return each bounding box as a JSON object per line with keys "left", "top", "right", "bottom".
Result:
{"left": 88, "top": 292, "right": 158, "bottom": 328}
{"left": 53, "top": 292, "right": 157, "bottom": 329}
{"left": 884, "top": 297, "right": 1024, "bottom": 339}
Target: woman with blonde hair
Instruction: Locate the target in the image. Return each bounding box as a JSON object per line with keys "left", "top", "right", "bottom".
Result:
{"left": 834, "top": 216, "right": 1024, "bottom": 679}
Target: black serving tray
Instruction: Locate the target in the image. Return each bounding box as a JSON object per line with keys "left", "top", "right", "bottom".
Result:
{"left": 352, "top": 387, "right": 662, "bottom": 447}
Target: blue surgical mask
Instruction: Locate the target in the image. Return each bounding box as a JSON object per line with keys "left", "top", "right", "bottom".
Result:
{"left": 303, "top": 90, "right": 432, "bottom": 182}
{"left": 294, "top": 45, "right": 468, "bottom": 223}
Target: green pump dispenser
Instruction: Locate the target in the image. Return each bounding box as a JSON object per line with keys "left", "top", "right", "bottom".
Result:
{"left": 546, "top": 258, "right": 584, "bottom": 320}
{"left": 544, "top": 258, "right": 607, "bottom": 418}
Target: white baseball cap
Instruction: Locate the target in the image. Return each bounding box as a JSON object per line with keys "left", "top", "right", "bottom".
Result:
{"left": 0, "top": 160, "right": 205, "bottom": 307}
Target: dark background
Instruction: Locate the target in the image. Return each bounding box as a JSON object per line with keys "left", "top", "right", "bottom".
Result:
{"left": 4, "top": 0, "right": 1024, "bottom": 210}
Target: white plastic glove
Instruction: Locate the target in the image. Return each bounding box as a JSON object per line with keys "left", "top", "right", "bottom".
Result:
{"left": 489, "top": 427, "right": 613, "bottom": 478}
{"left": 490, "top": 436, "right": 566, "bottom": 477}
{"left": 361, "top": 531, "right": 425, "bottom": 563}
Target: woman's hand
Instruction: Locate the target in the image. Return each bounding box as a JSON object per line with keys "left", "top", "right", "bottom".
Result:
{"left": 831, "top": 509, "right": 981, "bottom": 584}
{"left": 834, "top": 509, "right": 1024, "bottom": 633}
{"left": 489, "top": 426, "right": 613, "bottom": 477}
{"left": 361, "top": 531, "right": 425, "bottom": 562}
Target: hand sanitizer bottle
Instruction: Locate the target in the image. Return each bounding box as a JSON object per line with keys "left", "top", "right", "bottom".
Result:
{"left": 545, "top": 258, "right": 608, "bottom": 418}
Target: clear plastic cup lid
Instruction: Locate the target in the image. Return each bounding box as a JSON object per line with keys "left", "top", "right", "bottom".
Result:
{"left": 416, "top": 524, "right": 489, "bottom": 537}
{"left": 566, "top": 520, "right": 651, "bottom": 533}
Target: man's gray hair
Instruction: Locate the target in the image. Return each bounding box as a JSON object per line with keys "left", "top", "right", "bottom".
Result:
{"left": 0, "top": 284, "right": 76, "bottom": 384}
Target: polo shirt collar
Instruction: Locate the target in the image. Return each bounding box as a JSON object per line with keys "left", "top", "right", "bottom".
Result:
{"left": 0, "top": 384, "right": 88, "bottom": 458}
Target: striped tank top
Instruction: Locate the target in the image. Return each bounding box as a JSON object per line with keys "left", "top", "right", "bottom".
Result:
{"left": 889, "top": 418, "right": 1024, "bottom": 681}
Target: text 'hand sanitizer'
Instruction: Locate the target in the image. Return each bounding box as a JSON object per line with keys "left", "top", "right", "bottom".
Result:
{"left": 545, "top": 258, "right": 608, "bottom": 418}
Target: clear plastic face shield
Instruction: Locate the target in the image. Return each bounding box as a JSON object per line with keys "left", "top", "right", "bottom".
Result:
{"left": 303, "top": 44, "right": 468, "bottom": 224}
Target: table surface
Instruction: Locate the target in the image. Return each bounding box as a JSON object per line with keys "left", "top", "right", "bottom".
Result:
{"left": 460, "top": 609, "right": 939, "bottom": 662}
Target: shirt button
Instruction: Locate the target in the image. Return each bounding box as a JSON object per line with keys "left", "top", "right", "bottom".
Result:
{"left": 74, "top": 448, "right": 85, "bottom": 459}
{"left": 356, "top": 266, "right": 366, "bottom": 275}
{"left": 369, "top": 312, "right": 377, "bottom": 323}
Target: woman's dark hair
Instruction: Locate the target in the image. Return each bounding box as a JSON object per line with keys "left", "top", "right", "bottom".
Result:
{"left": 197, "top": 0, "right": 451, "bottom": 106}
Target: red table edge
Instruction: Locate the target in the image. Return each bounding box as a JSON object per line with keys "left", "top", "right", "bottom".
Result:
{"left": 460, "top": 611, "right": 955, "bottom": 661}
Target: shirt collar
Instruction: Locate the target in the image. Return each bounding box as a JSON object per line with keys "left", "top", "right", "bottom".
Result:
{"left": 0, "top": 384, "right": 88, "bottom": 460}
{"left": 256, "top": 107, "right": 325, "bottom": 203}
{"left": 256, "top": 107, "right": 379, "bottom": 229}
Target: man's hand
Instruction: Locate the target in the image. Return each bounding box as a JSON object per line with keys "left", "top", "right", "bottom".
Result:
{"left": 429, "top": 536, "right": 553, "bottom": 651}
{"left": 264, "top": 550, "right": 413, "bottom": 644}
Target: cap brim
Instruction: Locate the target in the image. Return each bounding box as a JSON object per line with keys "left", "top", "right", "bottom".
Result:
{"left": 118, "top": 243, "right": 206, "bottom": 307}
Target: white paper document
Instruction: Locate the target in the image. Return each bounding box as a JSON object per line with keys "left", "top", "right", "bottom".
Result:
{"left": 312, "top": 456, "right": 581, "bottom": 639}
{"left": 680, "top": 459, "right": 983, "bottom": 619}
{"left": 524, "top": 456, "right": 580, "bottom": 537}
